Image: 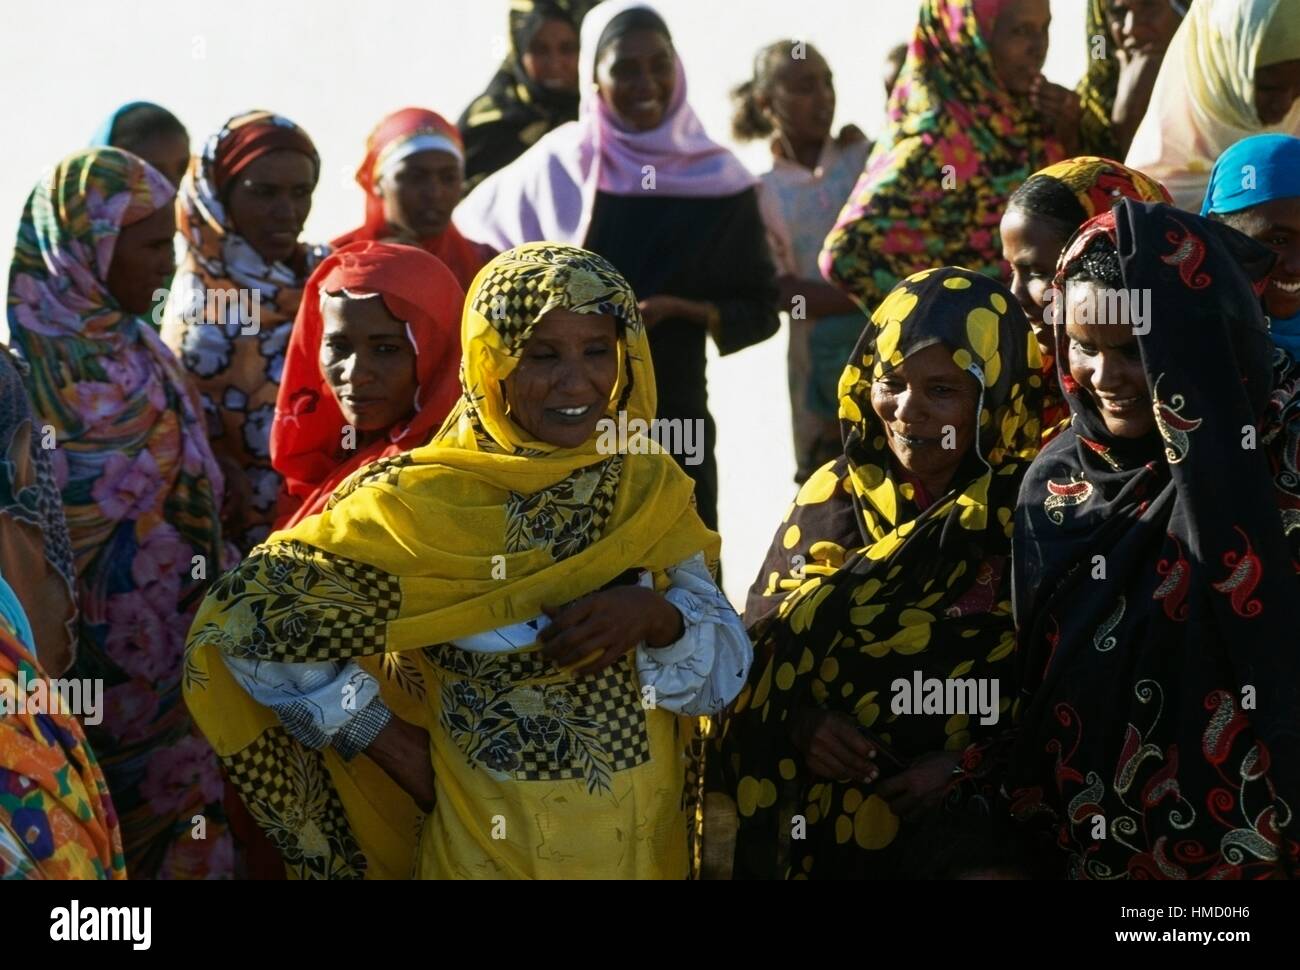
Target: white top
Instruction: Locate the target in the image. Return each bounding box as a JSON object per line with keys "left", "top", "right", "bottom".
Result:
{"left": 223, "top": 551, "right": 751, "bottom": 758}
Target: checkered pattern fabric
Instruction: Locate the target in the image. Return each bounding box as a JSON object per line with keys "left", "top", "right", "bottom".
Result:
{"left": 222, "top": 728, "right": 366, "bottom": 880}
{"left": 326, "top": 453, "right": 414, "bottom": 510}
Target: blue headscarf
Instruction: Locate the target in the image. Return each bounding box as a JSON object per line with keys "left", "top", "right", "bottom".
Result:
{"left": 1202, "top": 133, "right": 1300, "bottom": 358}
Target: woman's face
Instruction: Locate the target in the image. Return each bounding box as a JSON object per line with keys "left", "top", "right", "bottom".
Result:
{"left": 126, "top": 131, "right": 191, "bottom": 187}
{"left": 1065, "top": 279, "right": 1154, "bottom": 438}
{"left": 320, "top": 294, "right": 419, "bottom": 434}
{"left": 504, "top": 308, "right": 619, "bottom": 448}
{"left": 1106, "top": 0, "right": 1183, "bottom": 55}
{"left": 987, "top": 0, "right": 1051, "bottom": 96}
{"left": 1001, "top": 205, "right": 1070, "bottom": 356}
{"left": 522, "top": 17, "right": 580, "bottom": 93}
{"left": 1255, "top": 60, "right": 1300, "bottom": 126}
{"left": 226, "top": 149, "right": 316, "bottom": 265}
{"left": 870, "top": 343, "right": 980, "bottom": 490}
{"left": 594, "top": 27, "right": 676, "bottom": 131}
{"left": 1227, "top": 197, "right": 1300, "bottom": 321}
{"left": 763, "top": 48, "right": 835, "bottom": 146}
{"left": 377, "top": 149, "right": 463, "bottom": 240}
{"left": 106, "top": 203, "right": 176, "bottom": 314}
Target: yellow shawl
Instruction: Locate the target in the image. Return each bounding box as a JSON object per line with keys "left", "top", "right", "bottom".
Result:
{"left": 184, "top": 242, "right": 718, "bottom": 878}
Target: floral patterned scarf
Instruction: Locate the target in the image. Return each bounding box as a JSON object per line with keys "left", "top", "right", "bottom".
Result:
{"left": 5, "top": 148, "right": 231, "bottom": 879}
{"left": 820, "top": 0, "right": 1063, "bottom": 312}
{"left": 161, "top": 111, "right": 329, "bottom": 552}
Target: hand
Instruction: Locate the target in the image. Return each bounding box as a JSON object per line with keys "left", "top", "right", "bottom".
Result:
{"left": 539, "top": 585, "right": 684, "bottom": 675}
{"left": 365, "top": 716, "right": 436, "bottom": 812}
{"left": 637, "top": 295, "right": 686, "bottom": 330}
{"left": 1112, "top": 46, "right": 1166, "bottom": 155}
{"left": 875, "top": 750, "right": 961, "bottom": 819}
{"left": 790, "top": 708, "right": 885, "bottom": 783}
{"left": 1029, "top": 77, "right": 1082, "bottom": 154}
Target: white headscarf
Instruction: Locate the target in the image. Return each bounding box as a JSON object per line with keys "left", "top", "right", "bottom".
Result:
{"left": 1126, "top": 0, "right": 1300, "bottom": 211}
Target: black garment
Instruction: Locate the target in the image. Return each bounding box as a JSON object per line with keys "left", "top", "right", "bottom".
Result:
{"left": 582, "top": 187, "right": 779, "bottom": 530}
{"left": 456, "top": 0, "right": 599, "bottom": 194}
{"left": 1010, "top": 201, "right": 1300, "bottom": 879}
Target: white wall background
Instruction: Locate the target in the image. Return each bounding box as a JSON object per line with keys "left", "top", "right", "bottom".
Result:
{"left": 0, "top": 0, "right": 1088, "bottom": 606}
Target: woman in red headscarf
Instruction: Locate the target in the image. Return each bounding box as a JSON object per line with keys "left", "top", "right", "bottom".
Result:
{"left": 271, "top": 241, "right": 464, "bottom": 530}
{"left": 333, "top": 108, "right": 494, "bottom": 291}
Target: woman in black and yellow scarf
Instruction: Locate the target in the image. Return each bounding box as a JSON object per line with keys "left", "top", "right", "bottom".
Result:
{"left": 183, "top": 242, "right": 750, "bottom": 879}
{"left": 715, "top": 267, "right": 1043, "bottom": 879}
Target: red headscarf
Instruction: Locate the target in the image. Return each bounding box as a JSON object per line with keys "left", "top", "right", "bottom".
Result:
{"left": 332, "top": 108, "right": 493, "bottom": 290}
{"left": 270, "top": 241, "right": 464, "bottom": 529}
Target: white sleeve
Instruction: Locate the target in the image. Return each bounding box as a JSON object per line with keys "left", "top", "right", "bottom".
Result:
{"left": 221, "top": 656, "right": 391, "bottom": 760}
{"left": 635, "top": 552, "right": 752, "bottom": 716}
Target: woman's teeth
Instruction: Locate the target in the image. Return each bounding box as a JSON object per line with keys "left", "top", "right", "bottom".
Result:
{"left": 554, "top": 405, "right": 591, "bottom": 417}
{"left": 1098, "top": 396, "right": 1142, "bottom": 413}
{"left": 896, "top": 432, "right": 927, "bottom": 446}
{"left": 1273, "top": 278, "right": 1300, "bottom": 293}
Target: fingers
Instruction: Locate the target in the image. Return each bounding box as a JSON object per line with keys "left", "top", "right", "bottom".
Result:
{"left": 538, "top": 597, "right": 594, "bottom": 646}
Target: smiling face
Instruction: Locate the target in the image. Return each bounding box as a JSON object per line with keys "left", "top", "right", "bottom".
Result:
{"left": 1223, "top": 196, "right": 1300, "bottom": 320}
{"left": 870, "top": 342, "right": 980, "bottom": 495}
{"left": 1256, "top": 59, "right": 1300, "bottom": 126}
{"left": 225, "top": 149, "right": 316, "bottom": 265}
{"left": 319, "top": 293, "right": 419, "bottom": 436}
{"left": 105, "top": 203, "right": 176, "bottom": 314}
{"left": 504, "top": 308, "right": 620, "bottom": 448}
{"left": 762, "top": 47, "right": 835, "bottom": 147}
{"left": 987, "top": 0, "right": 1050, "bottom": 96}
{"left": 522, "top": 16, "right": 580, "bottom": 93}
{"left": 594, "top": 27, "right": 677, "bottom": 132}
{"left": 377, "top": 149, "right": 463, "bottom": 240}
{"left": 1065, "top": 279, "right": 1153, "bottom": 439}
{"left": 1001, "top": 205, "right": 1072, "bottom": 355}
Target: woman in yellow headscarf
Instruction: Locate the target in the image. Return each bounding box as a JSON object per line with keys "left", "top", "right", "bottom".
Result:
{"left": 184, "top": 242, "right": 750, "bottom": 879}
{"left": 714, "top": 267, "right": 1043, "bottom": 879}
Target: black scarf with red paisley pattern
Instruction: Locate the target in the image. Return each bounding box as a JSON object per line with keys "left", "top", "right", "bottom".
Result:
{"left": 1008, "top": 200, "right": 1300, "bottom": 878}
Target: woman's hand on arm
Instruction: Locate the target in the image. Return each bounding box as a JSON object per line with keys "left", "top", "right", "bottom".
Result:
{"left": 1111, "top": 46, "right": 1166, "bottom": 157}
{"left": 875, "top": 750, "right": 962, "bottom": 819}
{"left": 539, "top": 586, "right": 684, "bottom": 675}
{"left": 365, "top": 716, "right": 436, "bottom": 812}
{"left": 638, "top": 295, "right": 718, "bottom": 336}
{"left": 1028, "top": 77, "right": 1082, "bottom": 156}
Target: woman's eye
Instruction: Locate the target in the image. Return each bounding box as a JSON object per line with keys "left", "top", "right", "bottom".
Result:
{"left": 1074, "top": 341, "right": 1098, "bottom": 355}
{"left": 376, "top": 343, "right": 403, "bottom": 354}
{"left": 292, "top": 187, "right": 312, "bottom": 200}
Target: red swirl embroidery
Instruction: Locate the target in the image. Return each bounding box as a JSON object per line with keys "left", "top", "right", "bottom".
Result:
{"left": 1160, "top": 218, "right": 1212, "bottom": 289}
{"left": 1211, "top": 526, "right": 1264, "bottom": 618}
{"left": 1153, "top": 534, "right": 1191, "bottom": 621}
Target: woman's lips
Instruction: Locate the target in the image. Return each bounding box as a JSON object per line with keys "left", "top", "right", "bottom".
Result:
{"left": 547, "top": 404, "right": 595, "bottom": 424}
{"left": 1272, "top": 278, "right": 1300, "bottom": 294}
{"left": 1096, "top": 394, "right": 1145, "bottom": 416}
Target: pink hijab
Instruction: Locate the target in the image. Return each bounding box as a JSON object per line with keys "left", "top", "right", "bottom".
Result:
{"left": 454, "top": 0, "right": 756, "bottom": 251}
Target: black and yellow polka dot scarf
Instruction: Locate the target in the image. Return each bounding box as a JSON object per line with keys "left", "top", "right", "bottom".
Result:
{"left": 715, "top": 267, "right": 1044, "bottom": 879}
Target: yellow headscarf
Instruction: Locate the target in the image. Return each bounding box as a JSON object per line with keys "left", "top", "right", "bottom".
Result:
{"left": 184, "top": 242, "right": 718, "bottom": 878}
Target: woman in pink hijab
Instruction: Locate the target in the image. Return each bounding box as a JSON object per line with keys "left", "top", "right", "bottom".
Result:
{"left": 456, "top": 0, "right": 779, "bottom": 532}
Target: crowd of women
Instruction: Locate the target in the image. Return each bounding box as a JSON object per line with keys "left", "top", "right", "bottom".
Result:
{"left": 2, "top": 0, "right": 1299, "bottom": 880}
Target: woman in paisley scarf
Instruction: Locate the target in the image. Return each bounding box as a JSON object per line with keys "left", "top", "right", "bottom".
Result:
{"left": 184, "top": 242, "right": 751, "bottom": 879}
{"left": 332, "top": 109, "right": 494, "bottom": 291}
{"left": 161, "top": 110, "right": 329, "bottom": 554}
{"left": 1000, "top": 156, "right": 1171, "bottom": 443}
{"left": 457, "top": 0, "right": 600, "bottom": 194}
{"left": 271, "top": 241, "right": 464, "bottom": 530}
{"left": 1004, "top": 199, "right": 1300, "bottom": 878}
{"left": 819, "top": 0, "right": 1064, "bottom": 314}
{"left": 0, "top": 570, "right": 124, "bottom": 880}
{"left": 6, "top": 148, "right": 232, "bottom": 879}
{"left": 713, "top": 267, "right": 1043, "bottom": 879}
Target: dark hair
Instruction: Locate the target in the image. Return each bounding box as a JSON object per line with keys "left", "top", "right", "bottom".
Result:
{"left": 594, "top": 7, "right": 672, "bottom": 64}
{"left": 886, "top": 42, "right": 909, "bottom": 67}
{"left": 1007, "top": 174, "right": 1088, "bottom": 234}
{"left": 109, "top": 103, "right": 188, "bottom": 154}
{"left": 1062, "top": 231, "right": 1123, "bottom": 289}
{"left": 730, "top": 40, "right": 802, "bottom": 141}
